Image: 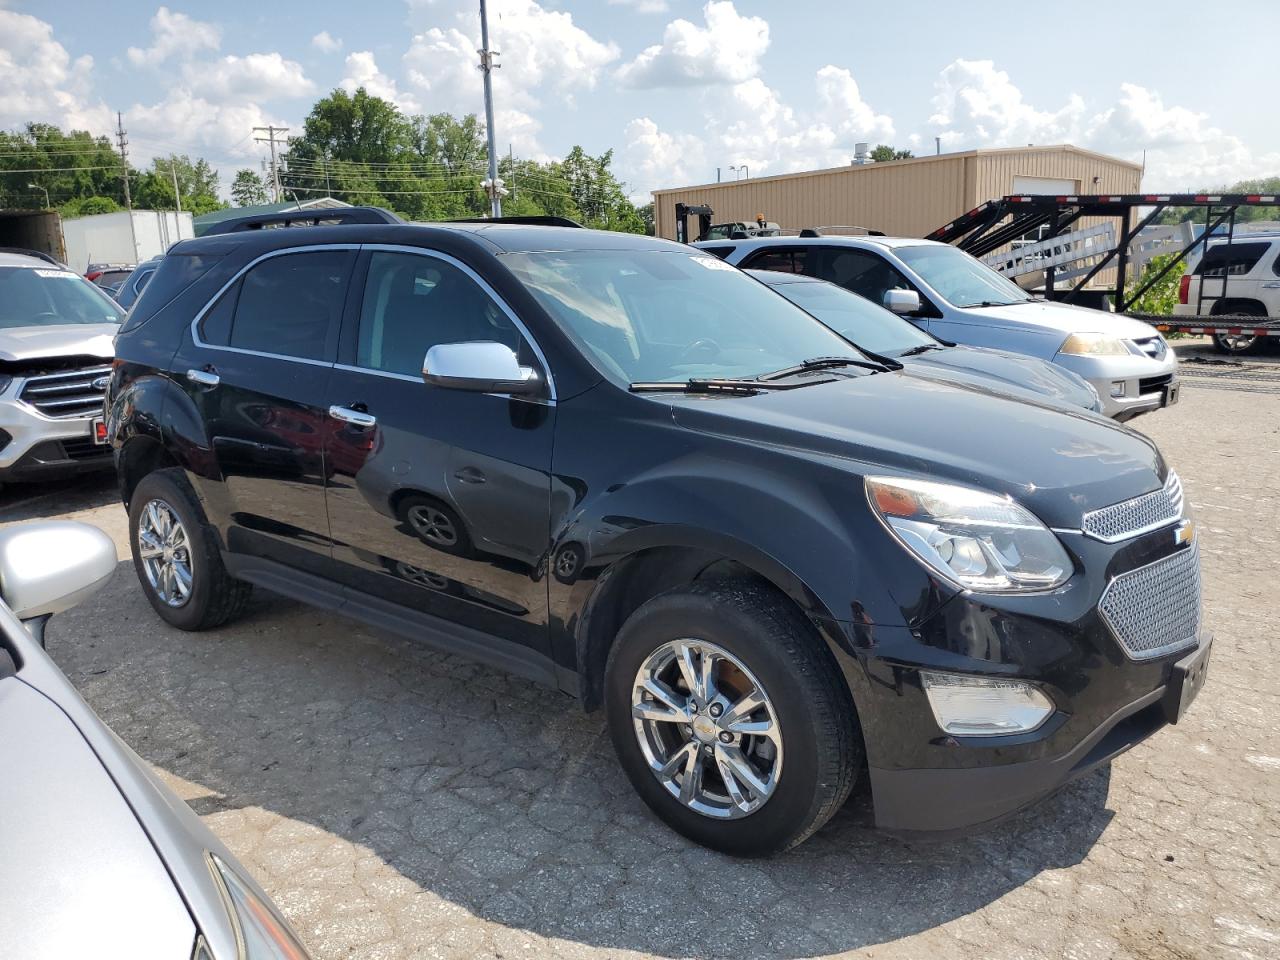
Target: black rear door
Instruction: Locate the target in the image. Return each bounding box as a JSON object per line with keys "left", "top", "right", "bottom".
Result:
{"left": 170, "top": 246, "right": 356, "bottom": 575}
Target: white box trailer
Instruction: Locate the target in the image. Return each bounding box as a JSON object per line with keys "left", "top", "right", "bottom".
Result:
{"left": 60, "top": 210, "right": 194, "bottom": 273}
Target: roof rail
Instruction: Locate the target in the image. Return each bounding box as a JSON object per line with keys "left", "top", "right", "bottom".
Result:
{"left": 445, "top": 215, "right": 584, "bottom": 228}
{"left": 0, "top": 247, "right": 67, "bottom": 267}
{"left": 201, "top": 206, "right": 403, "bottom": 236}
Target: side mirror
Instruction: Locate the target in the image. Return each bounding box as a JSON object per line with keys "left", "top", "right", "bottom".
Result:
{"left": 883, "top": 289, "right": 922, "bottom": 315}
{"left": 0, "top": 521, "right": 117, "bottom": 620}
{"left": 423, "top": 341, "right": 540, "bottom": 395}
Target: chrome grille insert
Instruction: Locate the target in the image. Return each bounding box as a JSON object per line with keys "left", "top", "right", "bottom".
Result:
{"left": 17, "top": 365, "right": 111, "bottom": 419}
{"left": 1082, "top": 472, "right": 1182, "bottom": 543}
{"left": 1099, "top": 544, "right": 1201, "bottom": 661}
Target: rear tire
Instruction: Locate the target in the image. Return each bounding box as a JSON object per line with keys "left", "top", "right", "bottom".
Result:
{"left": 128, "top": 468, "right": 252, "bottom": 631}
{"left": 1211, "top": 303, "right": 1266, "bottom": 355}
{"left": 604, "top": 579, "right": 861, "bottom": 856}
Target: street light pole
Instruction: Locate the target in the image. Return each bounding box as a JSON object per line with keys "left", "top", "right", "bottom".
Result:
{"left": 27, "top": 182, "right": 49, "bottom": 208}
{"left": 478, "top": 0, "right": 502, "bottom": 218}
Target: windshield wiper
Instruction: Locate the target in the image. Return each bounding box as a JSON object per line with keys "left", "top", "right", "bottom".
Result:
{"left": 896, "top": 343, "right": 945, "bottom": 357}
{"left": 758, "top": 356, "right": 892, "bottom": 381}
{"left": 629, "top": 378, "right": 823, "bottom": 395}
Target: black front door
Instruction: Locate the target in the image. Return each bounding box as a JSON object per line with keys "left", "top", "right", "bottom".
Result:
{"left": 323, "top": 248, "right": 555, "bottom": 658}
{"left": 171, "top": 248, "right": 355, "bottom": 574}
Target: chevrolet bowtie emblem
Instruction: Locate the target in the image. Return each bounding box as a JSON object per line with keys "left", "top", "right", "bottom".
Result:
{"left": 1174, "top": 521, "right": 1195, "bottom": 546}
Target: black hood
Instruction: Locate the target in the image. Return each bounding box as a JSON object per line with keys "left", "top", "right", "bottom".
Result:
{"left": 666, "top": 370, "right": 1162, "bottom": 529}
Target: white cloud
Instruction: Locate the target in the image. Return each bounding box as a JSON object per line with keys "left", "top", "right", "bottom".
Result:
{"left": 402, "top": 0, "right": 619, "bottom": 158}
{"left": 0, "top": 10, "right": 111, "bottom": 134}
{"left": 927, "top": 60, "right": 1279, "bottom": 189}
{"left": 126, "top": 88, "right": 283, "bottom": 165}
{"left": 186, "top": 52, "right": 314, "bottom": 101}
{"left": 311, "top": 31, "right": 342, "bottom": 54}
{"left": 619, "top": 65, "right": 894, "bottom": 192}
{"left": 608, "top": 0, "right": 670, "bottom": 12}
{"left": 615, "top": 1, "right": 769, "bottom": 89}
{"left": 126, "top": 6, "right": 220, "bottom": 67}
{"left": 341, "top": 51, "right": 421, "bottom": 114}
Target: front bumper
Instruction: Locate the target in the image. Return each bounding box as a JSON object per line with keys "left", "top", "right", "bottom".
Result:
{"left": 0, "top": 397, "right": 111, "bottom": 479}
{"left": 840, "top": 525, "right": 1207, "bottom": 837}
{"left": 1051, "top": 350, "right": 1180, "bottom": 421}
{"left": 869, "top": 630, "right": 1210, "bottom": 836}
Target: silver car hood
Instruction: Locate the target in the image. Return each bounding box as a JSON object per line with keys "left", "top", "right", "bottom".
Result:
{"left": 962, "top": 301, "right": 1160, "bottom": 339}
{"left": 0, "top": 676, "right": 196, "bottom": 960}
{"left": 0, "top": 323, "right": 118, "bottom": 363}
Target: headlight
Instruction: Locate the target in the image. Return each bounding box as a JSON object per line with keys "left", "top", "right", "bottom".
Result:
{"left": 866, "top": 476, "right": 1072, "bottom": 592}
{"left": 204, "top": 853, "right": 311, "bottom": 959}
{"left": 920, "top": 671, "right": 1054, "bottom": 735}
{"left": 1059, "top": 333, "right": 1131, "bottom": 357}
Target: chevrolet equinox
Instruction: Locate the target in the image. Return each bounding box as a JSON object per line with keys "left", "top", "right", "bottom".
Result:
{"left": 107, "top": 210, "right": 1211, "bottom": 856}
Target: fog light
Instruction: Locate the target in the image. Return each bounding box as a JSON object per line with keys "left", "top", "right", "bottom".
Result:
{"left": 920, "top": 671, "right": 1053, "bottom": 736}
{"left": 1110, "top": 381, "right": 1126, "bottom": 398}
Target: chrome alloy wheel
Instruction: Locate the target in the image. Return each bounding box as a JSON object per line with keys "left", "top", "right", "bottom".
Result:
{"left": 407, "top": 504, "right": 458, "bottom": 547}
{"left": 1215, "top": 333, "right": 1259, "bottom": 354}
{"left": 631, "top": 639, "right": 783, "bottom": 819}
{"left": 137, "top": 498, "right": 193, "bottom": 608}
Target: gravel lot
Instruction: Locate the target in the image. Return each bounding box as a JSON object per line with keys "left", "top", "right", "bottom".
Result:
{"left": 3, "top": 341, "right": 1278, "bottom": 960}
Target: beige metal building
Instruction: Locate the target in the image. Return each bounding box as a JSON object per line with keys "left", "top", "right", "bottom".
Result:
{"left": 652, "top": 145, "right": 1142, "bottom": 241}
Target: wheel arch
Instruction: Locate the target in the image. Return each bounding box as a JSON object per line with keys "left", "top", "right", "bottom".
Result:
{"left": 573, "top": 527, "right": 852, "bottom": 713}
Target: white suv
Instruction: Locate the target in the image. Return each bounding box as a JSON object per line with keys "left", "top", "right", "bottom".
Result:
{"left": 1173, "top": 234, "right": 1280, "bottom": 354}
{"left": 0, "top": 252, "right": 121, "bottom": 488}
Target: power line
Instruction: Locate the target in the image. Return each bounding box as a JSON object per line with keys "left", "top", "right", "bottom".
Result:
{"left": 0, "top": 164, "right": 121, "bottom": 174}
{"left": 252, "top": 126, "right": 289, "bottom": 202}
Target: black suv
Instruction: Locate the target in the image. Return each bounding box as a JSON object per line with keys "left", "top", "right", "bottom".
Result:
{"left": 108, "top": 210, "right": 1211, "bottom": 855}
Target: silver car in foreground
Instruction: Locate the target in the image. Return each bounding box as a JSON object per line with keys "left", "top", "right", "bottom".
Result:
{"left": 0, "top": 521, "right": 311, "bottom": 960}
{"left": 702, "top": 236, "right": 1181, "bottom": 421}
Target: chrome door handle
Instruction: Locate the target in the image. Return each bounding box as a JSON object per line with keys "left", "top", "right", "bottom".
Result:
{"left": 187, "top": 368, "right": 220, "bottom": 388}
{"left": 328, "top": 405, "right": 377, "bottom": 428}
{"left": 453, "top": 466, "right": 486, "bottom": 484}
{"left": 1261, "top": 282, "right": 1280, "bottom": 289}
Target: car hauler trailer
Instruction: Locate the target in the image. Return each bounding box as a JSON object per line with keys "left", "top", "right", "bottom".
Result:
{"left": 927, "top": 193, "right": 1280, "bottom": 341}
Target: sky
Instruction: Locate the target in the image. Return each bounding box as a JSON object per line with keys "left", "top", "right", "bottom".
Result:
{"left": 3, "top": 0, "right": 1278, "bottom": 202}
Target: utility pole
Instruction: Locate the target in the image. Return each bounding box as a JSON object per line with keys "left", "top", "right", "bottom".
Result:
{"left": 253, "top": 126, "right": 290, "bottom": 202}
{"left": 169, "top": 161, "right": 182, "bottom": 213}
{"left": 116, "top": 112, "right": 138, "bottom": 262}
{"left": 478, "top": 0, "right": 503, "bottom": 218}
{"left": 508, "top": 143, "right": 515, "bottom": 201}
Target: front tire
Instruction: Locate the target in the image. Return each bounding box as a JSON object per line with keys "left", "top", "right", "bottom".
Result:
{"left": 604, "top": 580, "right": 861, "bottom": 856}
{"left": 128, "top": 468, "right": 252, "bottom": 630}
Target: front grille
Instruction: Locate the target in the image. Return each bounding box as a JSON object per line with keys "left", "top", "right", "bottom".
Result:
{"left": 1133, "top": 336, "right": 1167, "bottom": 360}
{"left": 1139, "top": 374, "right": 1173, "bottom": 394}
{"left": 1082, "top": 471, "right": 1182, "bottom": 543}
{"left": 17, "top": 364, "right": 111, "bottom": 419}
{"left": 1099, "top": 544, "right": 1201, "bottom": 661}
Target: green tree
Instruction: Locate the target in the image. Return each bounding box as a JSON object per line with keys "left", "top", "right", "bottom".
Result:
{"left": 1125, "top": 252, "right": 1183, "bottom": 316}
{"left": 1155, "top": 176, "right": 1280, "bottom": 225}
{"left": 59, "top": 196, "right": 122, "bottom": 218}
{"left": 870, "top": 144, "right": 914, "bottom": 162}
{"left": 134, "top": 154, "right": 224, "bottom": 215}
{"left": 555, "top": 146, "right": 645, "bottom": 233}
{"left": 230, "top": 169, "right": 270, "bottom": 207}
{"left": 637, "top": 202, "right": 655, "bottom": 236}
{"left": 0, "top": 123, "right": 125, "bottom": 209}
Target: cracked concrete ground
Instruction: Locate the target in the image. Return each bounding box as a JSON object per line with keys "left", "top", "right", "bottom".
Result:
{"left": 1, "top": 341, "right": 1277, "bottom": 959}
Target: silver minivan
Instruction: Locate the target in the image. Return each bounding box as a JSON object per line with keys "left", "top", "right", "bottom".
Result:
{"left": 702, "top": 236, "right": 1181, "bottom": 421}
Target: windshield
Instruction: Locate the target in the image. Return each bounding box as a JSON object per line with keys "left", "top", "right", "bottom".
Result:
{"left": 0, "top": 266, "right": 125, "bottom": 329}
{"left": 503, "top": 251, "right": 865, "bottom": 383}
{"left": 895, "top": 245, "right": 1032, "bottom": 308}
{"left": 765, "top": 279, "right": 938, "bottom": 355}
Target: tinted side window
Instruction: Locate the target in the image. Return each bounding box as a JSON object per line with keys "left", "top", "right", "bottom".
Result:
{"left": 229, "top": 251, "right": 352, "bottom": 361}
{"left": 356, "top": 251, "right": 522, "bottom": 377}
{"left": 699, "top": 245, "right": 736, "bottom": 260}
{"left": 198, "top": 283, "right": 239, "bottom": 346}
{"left": 118, "top": 253, "right": 223, "bottom": 332}
{"left": 1195, "top": 242, "right": 1268, "bottom": 277}
{"left": 741, "top": 248, "right": 808, "bottom": 274}
{"left": 812, "top": 248, "right": 912, "bottom": 306}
